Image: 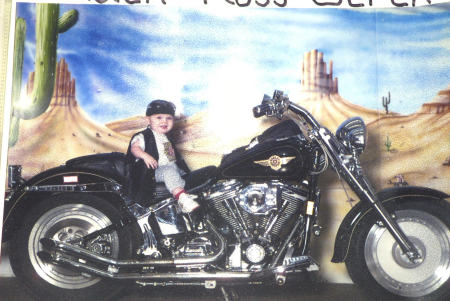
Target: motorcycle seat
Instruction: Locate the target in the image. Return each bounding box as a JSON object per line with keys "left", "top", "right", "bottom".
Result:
{"left": 66, "top": 152, "right": 218, "bottom": 203}
{"left": 65, "top": 152, "right": 129, "bottom": 181}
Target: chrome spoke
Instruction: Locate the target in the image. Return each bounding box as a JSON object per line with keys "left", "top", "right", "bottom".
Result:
{"left": 29, "top": 204, "right": 119, "bottom": 289}
{"left": 364, "top": 209, "right": 450, "bottom": 298}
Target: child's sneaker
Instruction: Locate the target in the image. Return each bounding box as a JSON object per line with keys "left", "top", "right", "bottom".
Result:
{"left": 178, "top": 193, "right": 200, "bottom": 213}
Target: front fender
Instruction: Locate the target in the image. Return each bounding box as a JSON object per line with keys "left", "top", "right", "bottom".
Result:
{"left": 2, "top": 166, "right": 126, "bottom": 242}
{"left": 331, "top": 186, "right": 449, "bottom": 263}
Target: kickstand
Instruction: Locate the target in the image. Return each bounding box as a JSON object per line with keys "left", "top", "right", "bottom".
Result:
{"left": 219, "top": 286, "right": 239, "bottom": 301}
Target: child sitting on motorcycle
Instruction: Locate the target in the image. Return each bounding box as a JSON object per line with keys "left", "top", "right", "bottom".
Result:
{"left": 127, "top": 99, "right": 199, "bottom": 213}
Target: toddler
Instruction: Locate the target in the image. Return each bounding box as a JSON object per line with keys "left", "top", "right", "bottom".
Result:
{"left": 127, "top": 100, "right": 199, "bottom": 213}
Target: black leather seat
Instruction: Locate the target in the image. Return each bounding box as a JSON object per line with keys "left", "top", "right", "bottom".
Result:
{"left": 66, "top": 152, "right": 218, "bottom": 203}
{"left": 65, "top": 152, "right": 129, "bottom": 182}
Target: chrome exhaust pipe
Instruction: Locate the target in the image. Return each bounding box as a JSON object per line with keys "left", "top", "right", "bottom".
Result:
{"left": 40, "top": 220, "right": 225, "bottom": 267}
{"left": 38, "top": 251, "right": 265, "bottom": 281}
{"left": 37, "top": 248, "right": 316, "bottom": 283}
{"left": 37, "top": 251, "right": 314, "bottom": 282}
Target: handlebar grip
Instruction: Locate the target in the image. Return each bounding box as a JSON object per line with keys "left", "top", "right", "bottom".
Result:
{"left": 254, "top": 95, "right": 277, "bottom": 118}
{"left": 253, "top": 105, "right": 266, "bottom": 118}
{"left": 253, "top": 100, "right": 274, "bottom": 118}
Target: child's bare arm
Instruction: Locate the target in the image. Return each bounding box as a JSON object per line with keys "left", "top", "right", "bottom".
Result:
{"left": 130, "top": 142, "right": 158, "bottom": 169}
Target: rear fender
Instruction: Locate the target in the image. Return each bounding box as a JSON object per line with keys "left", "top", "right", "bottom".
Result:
{"left": 2, "top": 166, "right": 128, "bottom": 242}
{"left": 331, "top": 186, "right": 449, "bottom": 263}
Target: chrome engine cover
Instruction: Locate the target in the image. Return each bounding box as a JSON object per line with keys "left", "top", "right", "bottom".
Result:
{"left": 238, "top": 184, "right": 277, "bottom": 215}
{"left": 206, "top": 180, "right": 308, "bottom": 243}
{"left": 245, "top": 243, "right": 266, "bottom": 264}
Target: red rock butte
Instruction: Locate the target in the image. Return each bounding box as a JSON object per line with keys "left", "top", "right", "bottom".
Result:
{"left": 27, "top": 58, "right": 77, "bottom": 107}
{"left": 300, "top": 49, "right": 338, "bottom": 96}
{"left": 9, "top": 58, "right": 129, "bottom": 179}
{"left": 418, "top": 84, "right": 450, "bottom": 114}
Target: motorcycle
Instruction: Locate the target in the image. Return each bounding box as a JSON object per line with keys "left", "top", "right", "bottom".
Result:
{"left": 3, "top": 90, "right": 449, "bottom": 301}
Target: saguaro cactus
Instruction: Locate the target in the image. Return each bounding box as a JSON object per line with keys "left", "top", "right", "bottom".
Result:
{"left": 14, "top": 4, "right": 78, "bottom": 120}
{"left": 9, "top": 4, "right": 78, "bottom": 146}
{"left": 57, "top": 9, "right": 79, "bottom": 33}
{"left": 9, "top": 18, "right": 26, "bottom": 146}
{"left": 382, "top": 92, "right": 391, "bottom": 115}
{"left": 385, "top": 135, "right": 392, "bottom": 152}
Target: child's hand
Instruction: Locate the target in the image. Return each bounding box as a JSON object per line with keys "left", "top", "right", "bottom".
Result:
{"left": 142, "top": 153, "right": 158, "bottom": 169}
{"left": 130, "top": 142, "right": 158, "bottom": 169}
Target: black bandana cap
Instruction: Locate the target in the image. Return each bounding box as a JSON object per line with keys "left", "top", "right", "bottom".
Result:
{"left": 146, "top": 100, "right": 176, "bottom": 116}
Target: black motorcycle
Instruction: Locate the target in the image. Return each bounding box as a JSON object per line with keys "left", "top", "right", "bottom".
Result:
{"left": 3, "top": 90, "right": 449, "bottom": 301}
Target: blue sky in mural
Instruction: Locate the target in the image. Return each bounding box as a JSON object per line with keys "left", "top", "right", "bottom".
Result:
{"left": 15, "top": 3, "right": 450, "bottom": 123}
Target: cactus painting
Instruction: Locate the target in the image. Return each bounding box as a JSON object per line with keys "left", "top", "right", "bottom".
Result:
{"left": 385, "top": 135, "right": 392, "bottom": 152}
{"left": 9, "top": 4, "right": 78, "bottom": 146}
{"left": 382, "top": 92, "right": 391, "bottom": 115}
{"left": 9, "top": 18, "right": 26, "bottom": 147}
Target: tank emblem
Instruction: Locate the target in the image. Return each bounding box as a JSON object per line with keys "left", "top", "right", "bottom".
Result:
{"left": 254, "top": 155, "right": 296, "bottom": 171}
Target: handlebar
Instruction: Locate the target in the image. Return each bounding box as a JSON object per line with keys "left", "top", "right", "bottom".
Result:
{"left": 252, "top": 96, "right": 274, "bottom": 118}
{"left": 253, "top": 90, "right": 321, "bottom": 129}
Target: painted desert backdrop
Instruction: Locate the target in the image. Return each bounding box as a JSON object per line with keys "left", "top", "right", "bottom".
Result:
{"left": 7, "top": 49, "right": 449, "bottom": 281}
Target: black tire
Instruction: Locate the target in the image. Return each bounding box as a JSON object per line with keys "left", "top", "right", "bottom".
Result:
{"left": 346, "top": 199, "right": 450, "bottom": 300}
{"left": 9, "top": 193, "right": 134, "bottom": 301}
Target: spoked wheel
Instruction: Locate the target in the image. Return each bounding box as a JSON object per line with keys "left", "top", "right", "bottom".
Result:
{"left": 10, "top": 194, "right": 134, "bottom": 301}
{"left": 346, "top": 200, "right": 450, "bottom": 300}
{"left": 29, "top": 203, "right": 120, "bottom": 288}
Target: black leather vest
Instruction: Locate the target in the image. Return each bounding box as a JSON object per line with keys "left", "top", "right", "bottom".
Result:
{"left": 126, "top": 128, "right": 189, "bottom": 206}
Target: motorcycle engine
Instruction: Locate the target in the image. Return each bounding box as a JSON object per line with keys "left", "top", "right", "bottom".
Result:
{"left": 205, "top": 180, "right": 308, "bottom": 267}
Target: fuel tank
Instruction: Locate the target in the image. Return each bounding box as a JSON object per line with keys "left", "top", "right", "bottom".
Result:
{"left": 218, "top": 120, "right": 312, "bottom": 180}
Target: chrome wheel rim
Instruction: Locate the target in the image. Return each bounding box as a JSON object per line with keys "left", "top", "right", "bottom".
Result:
{"left": 28, "top": 204, "right": 119, "bottom": 289}
{"left": 365, "top": 209, "right": 450, "bottom": 297}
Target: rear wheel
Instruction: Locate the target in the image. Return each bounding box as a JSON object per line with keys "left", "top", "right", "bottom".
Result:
{"left": 346, "top": 200, "right": 450, "bottom": 300}
{"left": 10, "top": 193, "right": 134, "bottom": 301}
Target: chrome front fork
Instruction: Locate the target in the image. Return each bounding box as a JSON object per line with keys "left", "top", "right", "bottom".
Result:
{"left": 314, "top": 127, "right": 422, "bottom": 263}
{"left": 370, "top": 199, "right": 422, "bottom": 262}
{"left": 357, "top": 177, "right": 422, "bottom": 263}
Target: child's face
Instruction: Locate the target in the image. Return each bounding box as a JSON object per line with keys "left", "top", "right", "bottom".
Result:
{"left": 147, "top": 114, "right": 174, "bottom": 134}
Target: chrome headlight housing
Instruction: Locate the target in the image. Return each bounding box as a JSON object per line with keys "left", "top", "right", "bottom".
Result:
{"left": 336, "top": 117, "right": 367, "bottom": 156}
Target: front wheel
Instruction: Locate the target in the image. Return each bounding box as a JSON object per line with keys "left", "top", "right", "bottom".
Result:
{"left": 9, "top": 193, "right": 134, "bottom": 301}
{"left": 346, "top": 199, "right": 450, "bottom": 300}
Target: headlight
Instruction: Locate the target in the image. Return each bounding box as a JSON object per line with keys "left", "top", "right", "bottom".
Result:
{"left": 336, "top": 117, "right": 367, "bottom": 156}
